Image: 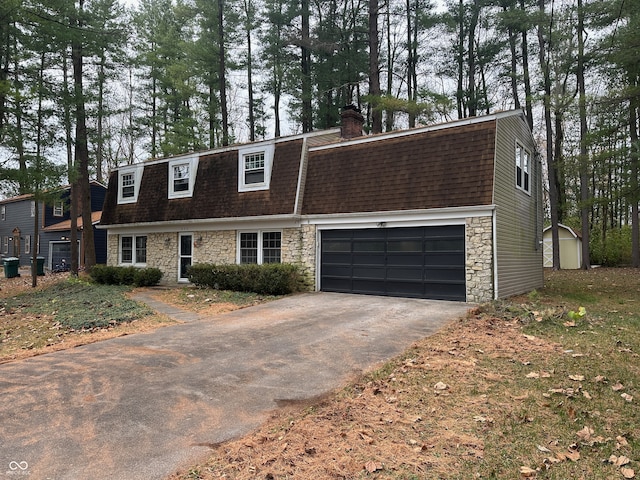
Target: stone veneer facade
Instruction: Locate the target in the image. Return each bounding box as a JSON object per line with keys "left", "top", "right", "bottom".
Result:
{"left": 465, "top": 216, "right": 494, "bottom": 303}
{"left": 108, "top": 218, "right": 494, "bottom": 301}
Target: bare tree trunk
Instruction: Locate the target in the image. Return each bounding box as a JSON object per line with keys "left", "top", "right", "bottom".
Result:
{"left": 577, "top": 0, "right": 591, "bottom": 269}
{"left": 521, "top": 0, "right": 533, "bottom": 130}
{"left": 538, "top": 0, "right": 560, "bottom": 269}
{"left": 72, "top": 0, "right": 96, "bottom": 271}
{"left": 218, "top": 0, "right": 229, "bottom": 146}
{"left": 369, "top": 0, "right": 382, "bottom": 133}
{"left": 630, "top": 85, "right": 640, "bottom": 267}
{"left": 301, "top": 0, "right": 312, "bottom": 132}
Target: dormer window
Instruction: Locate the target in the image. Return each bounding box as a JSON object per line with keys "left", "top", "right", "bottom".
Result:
{"left": 118, "top": 165, "right": 143, "bottom": 204}
{"left": 168, "top": 156, "right": 198, "bottom": 198}
{"left": 238, "top": 143, "right": 274, "bottom": 192}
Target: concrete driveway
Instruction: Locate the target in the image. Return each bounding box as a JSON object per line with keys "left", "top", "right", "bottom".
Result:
{"left": 0, "top": 292, "right": 470, "bottom": 480}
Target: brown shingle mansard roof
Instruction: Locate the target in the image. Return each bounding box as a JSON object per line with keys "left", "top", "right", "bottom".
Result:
{"left": 100, "top": 117, "right": 498, "bottom": 226}
{"left": 100, "top": 138, "right": 305, "bottom": 225}
{"left": 301, "top": 120, "right": 496, "bottom": 215}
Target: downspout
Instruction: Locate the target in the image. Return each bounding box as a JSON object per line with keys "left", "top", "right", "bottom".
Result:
{"left": 493, "top": 210, "right": 499, "bottom": 300}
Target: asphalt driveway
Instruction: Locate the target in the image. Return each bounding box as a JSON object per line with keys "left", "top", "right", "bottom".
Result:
{"left": 0, "top": 292, "right": 470, "bottom": 480}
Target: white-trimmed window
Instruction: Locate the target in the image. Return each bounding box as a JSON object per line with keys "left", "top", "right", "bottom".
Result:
{"left": 1, "top": 205, "right": 5, "bottom": 221}
{"left": 120, "top": 235, "right": 147, "bottom": 265}
{"left": 516, "top": 142, "right": 531, "bottom": 194}
{"left": 30, "top": 201, "right": 36, "bottom": 217}
{"left": 168, "top": 156, "right": 198, "bottom": 198}
{"left": 2, "top": 235, "right": 8, "bottom": 254}
{"left": 25, "top": 235, "right": 31, "bottom": 254}
{"left": 238, "top": 231, "right": 281, "bottom": 264}
{"left": 53, "top": 200, "right": 64, "bottom": 217}
{"left": 118, "top": 166, "right": 143, "bottom": 204}
{"left": 238, "top": 143, "right": 274, "bottom": 192}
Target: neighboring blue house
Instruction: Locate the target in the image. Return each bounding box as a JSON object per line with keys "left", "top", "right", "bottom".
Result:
{"left": 0, "top": 181, "right": 107, "bottom": 271}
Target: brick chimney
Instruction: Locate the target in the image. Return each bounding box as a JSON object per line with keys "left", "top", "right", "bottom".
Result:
{"left": 340, "top": 105, "right": 364, "bottom": 139}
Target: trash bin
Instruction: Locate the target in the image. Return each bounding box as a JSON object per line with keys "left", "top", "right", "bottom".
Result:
{"left": 31, "top": 256, "right": 45, "bottom": 276}
{"left": 3, "top": 257, "right": 20, "bottom": 278}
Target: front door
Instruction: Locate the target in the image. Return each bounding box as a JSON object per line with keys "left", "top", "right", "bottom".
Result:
{"left": 179, "top": 233, "right": 193, "bottom": 281}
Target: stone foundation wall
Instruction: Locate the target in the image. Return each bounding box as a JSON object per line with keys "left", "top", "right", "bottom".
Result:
{"left": 465, "top": 216, "right": 494, "bottom": 303}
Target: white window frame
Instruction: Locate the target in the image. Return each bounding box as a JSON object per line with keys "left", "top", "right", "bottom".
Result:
{"left": 168, "top": 156, "right": 199, "bottom": 199}
{"left": 119, "top": 235, "right": 147, "bottom": 266}
{"left": 237, "top": 230, "right": 282, "bottom": 264}
{"left": 53, "top": 200, "right": 64, "bottom": 217}
{"left": 238, "top": 143, "right": 275, "bottom": 192}
{"left": 117, "top": 165, "right": 143, "bottom": 204}
{"left": 1, "top": 205, "right": 5, "bottom": 221}
{"left": 2, "top": 235, "right": 8, "bottom": 254}
{"left": 30, "top": 200, "right": 36, "bottom": 217}
{"left": 25, "top": 235, "right": 31, "bottom": 254}
{"left": 515, "top": 141, "right": 531, "bottom": 195}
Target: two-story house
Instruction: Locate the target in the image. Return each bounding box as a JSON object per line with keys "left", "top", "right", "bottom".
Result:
{"left": 99, "top": 109, "right": 543, "bottom": 302}
{"left": 0, "top": 181, "right": 107, "bottom": 271}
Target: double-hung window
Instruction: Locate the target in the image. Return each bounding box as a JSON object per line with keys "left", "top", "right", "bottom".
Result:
{"left": 2, "top": 235, "right": 9, "bottom": 254}
{"left": 53, "top": 200, "right": 64, "bottom": 217}
{"left": 515, "top": 142, "right": 531, "bottom": 194}
{"left": 30, "top": 201, "right": 36, "bottom": 217}
{"left": 25, "top": 235, "right": 31, "bottom": 254}
{"left": 168, "top": 156, "right": 198, "bottom": 198}
{"left": 1, "top": 205, "right": 5, "bottom": 221}
{"left": 238, "top": 143, "right": 274, "bottom": 192}
{"left": 239, "top": 231, "right": 281, "bottom": 264}
{"left": 120, "top": 235, "right": 147, "bottom": 265}
{"left": 118, "top": 166, "right": 143, "bottom": 204}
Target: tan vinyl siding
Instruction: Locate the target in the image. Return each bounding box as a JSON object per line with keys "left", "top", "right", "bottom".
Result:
{"left": 493, "top": 114, "right": 544, "bottom": 298}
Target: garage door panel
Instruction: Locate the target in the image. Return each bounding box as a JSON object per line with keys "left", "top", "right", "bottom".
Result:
{"left": 424, "top": 252, "right": 465, "bottom": 266}
{"left": 424, "top": 282, "right": 466, "bottom": 300}
{"left": 387, "top": 281, "right": 424, "bottom": 297}
{"left": 387, "top": 266, "right": 423, "bottom": 280}
{"left": 352, "top": 279, "right": 386, "bottom": 294}
{"left": 386, "top": 253, "right": 425, "bottom": 266}
{"left": 322, "top": 277, "right": 352, "bottom": 291}
{"left": 322, "top": 264, "right": 352, "bottom": 276}
{"left": 321, "top": 226, "right": 466, "bottom": 301}
{"left": 352, "top": 266, "right": 386, "bottom": 279}
{"left": 352, "top": 253, "right": 385, "bottom": 265}
{"left": 424, "top": 267, "right": 466, "bottom": 282}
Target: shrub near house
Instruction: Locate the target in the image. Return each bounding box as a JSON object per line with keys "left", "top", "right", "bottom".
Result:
{"left": 188, "top": 263, "right": 303, "bottom": 295}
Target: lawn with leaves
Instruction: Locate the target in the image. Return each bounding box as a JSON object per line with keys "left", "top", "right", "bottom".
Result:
{"left": 0, "top": 277, "right": 170, "bottom": 363}
{"left": 170, "top": 268, "right": 639, "bottom": 480}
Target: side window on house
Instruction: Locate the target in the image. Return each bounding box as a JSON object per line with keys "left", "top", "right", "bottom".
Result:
{"left": 1, "top": 205, "right": 5, "bottom": 221}
{"left": 53, "top": 200, "right": 64, "bottom": 217}
{"left": 515, "top": 142, "right": 531, "bottom": 194}
{"left": 30, "top": 201, "right": 36, "bottom": 217}
{"left": 121, "top": 235, "right": 147, "bottom": 265}
{"left": 2, "top": 236, "right": 8, "bottom": 254}
{"left": 239, "top": 231, "right": 281, "bottom": 264}
{"left": 25, "top": 235, "right": 31, "bottom": 254}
